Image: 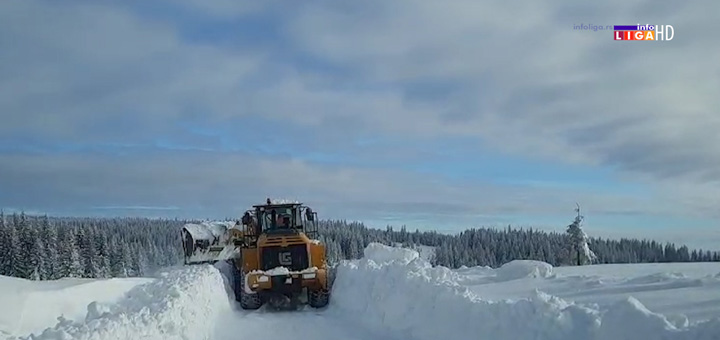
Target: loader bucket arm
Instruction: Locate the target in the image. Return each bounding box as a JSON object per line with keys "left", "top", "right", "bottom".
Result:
{"left": 182, "top": 221, "right": 242, "bottom": 265}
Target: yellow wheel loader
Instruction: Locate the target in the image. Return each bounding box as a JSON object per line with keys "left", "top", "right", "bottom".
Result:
{"left": 181, "top": 199, "right": 331, "bottom": 310}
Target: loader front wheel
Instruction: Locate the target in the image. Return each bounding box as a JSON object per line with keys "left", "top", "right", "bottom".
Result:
{"left": 233, "top": 267, "right": 262, "bottom": 309}
{"left": 308, "top": 288, "right": 330, "bottom": 308}
{"left": 239, "top": 286, "right": 263, "bottom": 310}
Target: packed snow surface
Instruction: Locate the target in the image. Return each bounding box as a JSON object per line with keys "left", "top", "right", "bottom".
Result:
{"left": 3, "top": 242, "right": 720, "bottom": 340}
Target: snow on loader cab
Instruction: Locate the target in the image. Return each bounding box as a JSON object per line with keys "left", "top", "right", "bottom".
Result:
{"left": 181, "top": 198, "right": 331, "bottom": 310}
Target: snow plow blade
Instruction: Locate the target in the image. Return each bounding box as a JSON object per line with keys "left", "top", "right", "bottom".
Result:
{"left": 181, "top": 221, "right": 244, "bottom": 265}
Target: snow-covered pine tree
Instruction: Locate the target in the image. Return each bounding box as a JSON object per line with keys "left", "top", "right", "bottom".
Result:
{"left": 67, "top": 247, "right": 84, "bottom": 278}
{"left": 128, "top": 243, "right": 147, "bottom": 277}
{"left": 0, "top": 211, "right": 8, "bottom": 276}
{"left": 40, "top": 216, "right": 60, "bottom": 280}
{"left": 15, "top": 212, "right": 37, "bottom": 279}
{"left": 94, "top": 231, "right": 110, "bottom": 278}
{"left": 108, "top": 240, "right": 128, "bottom": 277}
{"left": 565, "top": 203, "right": 597, "bottom": 266}
{"left": 31, "top": 237, "right": 46, "bottom": 280}
{"left": 121, "top": 243, "right": 134, "bottom": 276}
{"left": 58, "top": 227, "right": 84, "bottom": 278}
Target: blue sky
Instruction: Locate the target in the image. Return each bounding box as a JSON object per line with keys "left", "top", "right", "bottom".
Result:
{"left": 1, "top": 0, "right": 720, "bottom": 250}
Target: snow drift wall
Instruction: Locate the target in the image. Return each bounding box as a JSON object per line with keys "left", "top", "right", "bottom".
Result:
{"left": 10, "top": 265, "right": 232, "bottom": 340}
{"left": 0, "top": 275, "right": 151, "bottom": 337}
{"left": 331, "top": 243, "right": 720, "bottom": 340}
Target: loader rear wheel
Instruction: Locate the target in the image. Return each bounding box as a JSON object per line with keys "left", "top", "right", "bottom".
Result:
{"left": 308, "top": 288, "right": 330, "bottom": 308}
{"left": 232, "top": 266, "right": 262, "bottom": 309}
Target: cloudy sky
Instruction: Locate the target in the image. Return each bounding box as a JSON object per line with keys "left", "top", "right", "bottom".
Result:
{"left": 1, "top": 0, "right": 719, "bottom": 249}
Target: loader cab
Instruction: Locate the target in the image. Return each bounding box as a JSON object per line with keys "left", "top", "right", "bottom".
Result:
{"left": 258, "top": 205, "right": 297, "bottom": 234}
{"left": 242, "top": 201, "right": 319, "bottom": 244}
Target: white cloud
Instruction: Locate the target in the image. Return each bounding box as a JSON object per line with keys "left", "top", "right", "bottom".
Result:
{"left": 1, "top": 0, "right": 720, "bottom": 245}
{"left": 0, "top": 0, "right": 264, "bottom": 141}
{"left": 8, "top": 150, "right": 717, "bottom": 247}
{"left": 159, "top": 0, "right": 275, "bottom": 18}
{"left": 284, "top": 0, "right": 720, "bottom": 183}
{"left": 277, "top": 0, "right": 720, "bottom": 224}
{"left": 0, "top": 151, "right": 683, "bottom": 222}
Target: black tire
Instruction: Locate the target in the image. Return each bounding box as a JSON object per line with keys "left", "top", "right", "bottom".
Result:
{"left": 231, "top": 263, "right": 243, "bottom": 302}
{"left": 307, "top": 288, "right": 330, "bottom": 308}
{"left": 232, "top": 266, "right": 262, "bottom": 309}
{"left": 308, "top": 266, "right": 334, "bottom": 308}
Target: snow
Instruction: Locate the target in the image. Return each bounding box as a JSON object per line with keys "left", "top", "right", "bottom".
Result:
{"left": 2, "top": 265, "right": 231, "bottom": 340}
{"left": 182, "top": 221, "right": 242, "bottom": 263}
{"left": 463, "top": 261, "right": 720, "bottom": 322}
{"left": 494, "top": 259, "right": 555, "bottom": 280}
{"left": 388, "top": 243, "right": 436, "bottom": 262}
{"left": 413, "top": 245, "right": 436, "bottom": 262}
{"left": 363, "top": 242, "right": 419, "bottom": 264}
{"left": 331, "top": 243, "right": 720, "bottom": 340}
{"left": 249, "top": 266, "right": 319, "bottom": 277}
{"left": 0, "top": 275, "right": 151, "bottom": 337}
{"left": 182, "top": 221, "right": 234, "bottom": 241}
{"left": 268, "top": 198, "right": 299, "bottom": 204}
{"left": 3, "top": 242, "right": 720, "bottom": 340}
{"left": 264, "top": 267, "right": 291, "bottom": 276}
{"left": 182, "top": 242, "right": 240, "bottom": 264}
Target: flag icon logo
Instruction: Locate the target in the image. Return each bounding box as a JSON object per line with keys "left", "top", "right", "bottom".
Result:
{"left": 613, "top": 25, "right": 674, "bottom": 41}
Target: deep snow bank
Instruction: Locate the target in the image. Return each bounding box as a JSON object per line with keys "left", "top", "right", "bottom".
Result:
{"left": 452, "top": 259, "right": 555, "bottom": 287}
{"left": 0, "top": 275, "right": 151, "bottom": 337}
{"left": 364, "top": 243, "right": 419, "bottom": 264}
{"left": 9, "top": 265, "right": 232, "bottom": 340}
{"left": 495, "top": 259, "right": 556, "bottom": 281}
{"left": 331, "top": 243, "right": 720, "bottom": 340}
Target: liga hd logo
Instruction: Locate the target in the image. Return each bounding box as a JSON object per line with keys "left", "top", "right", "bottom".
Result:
{"left": 613, "top": 24, "right": 674, "bottom": 41}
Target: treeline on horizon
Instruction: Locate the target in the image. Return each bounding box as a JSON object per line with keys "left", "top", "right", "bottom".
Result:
{"left": 0, "top": 212, "right": 718, "bottom": 281}
{"left": 317, "top": 221, "right": 720, "bottom": 267}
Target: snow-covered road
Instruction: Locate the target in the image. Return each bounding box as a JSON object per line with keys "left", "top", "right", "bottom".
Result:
{"left": 3, "top": 243, "right": 720, "bottom": 340}
{"left": 213, "top": 308, "right": 398, "bottom": 340}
